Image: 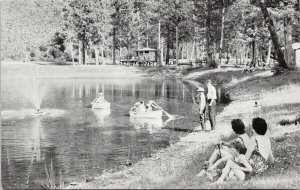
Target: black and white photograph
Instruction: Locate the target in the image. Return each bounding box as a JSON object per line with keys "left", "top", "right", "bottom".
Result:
{"left": 1, "top": 0, "right": 300, "bottom": 189}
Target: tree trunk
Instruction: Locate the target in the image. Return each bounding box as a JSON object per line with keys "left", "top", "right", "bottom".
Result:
{"left": 252, "top": 39, "right": 256, "bottom": 67}
{"left": 79, "top": 40, "right": 85, "bottom": 65}
{"left": 266, "top": 40, "right": 272, "bottom": 66}
{"left": 166, "top": 28, "right": 170, "bottom": 65}
{"left": 68, "top": 30, "right": 75, "bottom": 65}
{"left": 119, "top": 48, "right": 122, "bottom": 64}
{"left": 186, "top": 42, "right": 189, "bottom": 59}
{"left": 195, "top": 38, "right": 198, "bottom": 60}
{"left": 190, "top": 40, "right": 195, "bottom": 60}
{"left": 181, "top": 43, "right": 184, "bottom": 60}
{"left": 161, "top": 41, "right": 164, "bottom": 65}
{"left": 244, "top": 45, "right": 249, "bottom": 65}
{"left": 85, "top": 48, "right": 88, "bottom": 65}
{"left": 101, "top": 45, "right": 104, "bottom": 65}
{"left": 158, "top": 20, "right": 162, "bottom": 66}
{"left": 258, "top": 0, "right": 288, "bottom": 68}
{"left": 146, "top": 21, "right": 149, "bottom": 48}
{"left": 113, "top": 27, "right": 116, "bottom": 65}
{"left": 137, "top": 30, "right": 140, "bottom": 50}
{"left": 176, "top": 26, "right": 179, "bottom": 66}
{"left": 218, "top": 0, "right": 225, "bottom": 67}
{"left": 287, "top": 24, "right": 294, "bottom": 67}
{"left": 95, "top": 47, "right": 100, "bottom": 65}
{"left": 206, "top": 0, "right": 212, "bottom": 66}
{"left": 79, "top": 41, "right": 82, "bottom": 65}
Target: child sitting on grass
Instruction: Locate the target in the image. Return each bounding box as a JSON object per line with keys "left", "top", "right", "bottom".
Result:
{"left": 197, "top": 119, "right": 250, "bottom": 177}
{"left": 209, "top": 140, "right": 253, "bottom": 183}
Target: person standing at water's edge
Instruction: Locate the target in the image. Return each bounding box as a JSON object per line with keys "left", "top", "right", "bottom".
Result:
{"left": 196, "top": 87, "right": 206, "bottom": 131}
{"left": 206, "top": 79, "right": 217, "bottom": 130}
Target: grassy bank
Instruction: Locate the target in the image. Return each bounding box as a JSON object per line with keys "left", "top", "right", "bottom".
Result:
{"left": 66, "top": 67, "right": 300, "bottom": 189}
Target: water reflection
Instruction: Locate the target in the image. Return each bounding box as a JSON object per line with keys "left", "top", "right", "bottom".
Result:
{"left": 129, "top": 117, "right": 163, "bottom": 134}
{"left": 92, "top": 108, "right": 111, "bottom": 124}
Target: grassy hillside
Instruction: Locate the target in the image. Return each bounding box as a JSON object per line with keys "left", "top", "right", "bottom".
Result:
{"left": 0, "top": 0, "right": 64, "bottom": 60}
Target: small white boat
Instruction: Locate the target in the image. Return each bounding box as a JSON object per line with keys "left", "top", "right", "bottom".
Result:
{"left": 129, "top": 117, "right": 163, "bottom": 127}
{"left": 129, "top": 109, "right": 163, "bottom": 119}
{"left": 91, "top": 100, "right": 110, "bottom": 109}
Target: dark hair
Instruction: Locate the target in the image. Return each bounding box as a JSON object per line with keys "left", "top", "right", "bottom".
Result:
{"left": 252, "top": 117, "right": 268, "bottom": 135}
{"left": 231, "top": 119, "right": 245, "bottom": 135}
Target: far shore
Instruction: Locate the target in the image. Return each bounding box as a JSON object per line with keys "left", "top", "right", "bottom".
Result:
{"left": 1, "top": 61, "right": 146, "bottom": 79}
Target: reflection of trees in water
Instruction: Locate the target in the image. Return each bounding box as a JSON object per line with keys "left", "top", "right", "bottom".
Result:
{"left": 70, "top": 80, "right": 190, "bottom": 103}
{"left": 3, "top": 117, "right": 44, "bottom": 189}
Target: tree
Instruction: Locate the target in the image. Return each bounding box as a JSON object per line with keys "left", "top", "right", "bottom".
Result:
{"left": 62, "top": 0, "right": 96, "bottom": 65}
{"left": 250, "top": 0, "right": 289, "bottom": 69}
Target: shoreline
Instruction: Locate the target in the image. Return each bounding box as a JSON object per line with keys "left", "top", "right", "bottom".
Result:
{"left": 65, "top": 66, "right": 300, "bottom": 189}
{"left": 1, "top": 61, "right": 144, "bottom": 80}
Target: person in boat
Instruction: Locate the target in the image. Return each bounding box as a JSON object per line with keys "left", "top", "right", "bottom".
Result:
{"left": 195, "top": 87, "right": 206, "bottom": 131}
{"left": 132, "top": 101, "right": 146, "bottom": 113}
{"left": 146, "top": 103, "right": 153, "bottom": 112}
{"left": 132, "top": 102, "right": 141, "bottom": 113}
{"left": 92, "top": 93, "right": 105, "bottom": 104}
{"left": 139, "top": 101, "right": 146, "bottom": 112}
{"left": 197, "top": 119, "right": 250, "bottom": 176}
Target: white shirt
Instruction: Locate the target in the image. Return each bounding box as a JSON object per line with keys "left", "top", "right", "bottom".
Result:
{"left": 254, "top": 135, "right": 273, "bottom": 161}
{"left": 239, "top": 133, "right": 250, "bottom": 150}
{"left": 207, "top": 84, "right": 217, "bottom": 101}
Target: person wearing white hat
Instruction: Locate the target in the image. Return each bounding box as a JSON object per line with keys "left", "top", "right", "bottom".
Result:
{"left": 196, "top": 87, "right": 206, "bottom": 131}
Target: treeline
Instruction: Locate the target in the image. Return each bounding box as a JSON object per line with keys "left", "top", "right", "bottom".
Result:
{"left": 1, "top": 0, "right": 299, "bottom": 69}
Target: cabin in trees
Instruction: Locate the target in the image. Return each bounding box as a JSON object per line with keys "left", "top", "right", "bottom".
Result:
{"left": 120, "top": 48, "right": 158, "bottom": 66}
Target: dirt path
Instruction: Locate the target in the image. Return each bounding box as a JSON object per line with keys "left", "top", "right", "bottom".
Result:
{"left": 183, "top": 67, "right": 243, "bottom": 80}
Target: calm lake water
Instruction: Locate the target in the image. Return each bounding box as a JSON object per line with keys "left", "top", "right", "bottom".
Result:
{"left": 1, "top": 77, "right": 215, "bottom": 189}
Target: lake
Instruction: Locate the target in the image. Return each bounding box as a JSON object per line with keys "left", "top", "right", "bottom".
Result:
{"left": 1, "top": 78, "right": 208, "bottom": 189}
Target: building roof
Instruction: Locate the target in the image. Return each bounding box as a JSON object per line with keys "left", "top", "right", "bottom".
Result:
{"left": 292, "top": 43, "right": 300, "bottom": 50}
{"left": 134, "top": 47, "right": 158, "bottom": 52}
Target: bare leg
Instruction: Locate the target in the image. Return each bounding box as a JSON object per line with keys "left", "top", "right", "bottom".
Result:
{"left": 216, "top": 160, "right": 233, "bottom": 182}
{"left": 208, "top": 149, "right": 233, "bottom": 165}
{"left": 231, "top": 169, "right": 245, "bottom": 181}
{"left": 216, "top": 160, "right": 246, "bottom": 183}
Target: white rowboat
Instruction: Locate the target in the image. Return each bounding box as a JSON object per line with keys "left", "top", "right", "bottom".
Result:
{"left": 91, "top": 101, "right": 110, "bottom": 109}
{"left": 129, "top": 110, "right": 163, "bottom": 119}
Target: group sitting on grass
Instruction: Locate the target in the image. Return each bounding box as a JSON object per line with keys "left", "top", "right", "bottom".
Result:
{"left": 197, "top": 117, "right": 275, "bottom": 183}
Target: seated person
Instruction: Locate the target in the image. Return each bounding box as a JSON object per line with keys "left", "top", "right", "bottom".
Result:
{"left": 132, "top": 102, "right": 141, "bottom": 113}
{"left": 209, "top": 140, "right": 253, "bottom": 183}
{"left": 146, "top": 103, "right": 153, "bottom": 112}
{"left": 198, "top": 119, "right": 250, "bottom": 176}
{"left": 245, "top": 117, "right": 274, "bottom": 174}
{"left": 139, "top": 101, "right": 146, "bottom": 112}
{"left": 92, "top": 93, "right": 105, "bottom": 104}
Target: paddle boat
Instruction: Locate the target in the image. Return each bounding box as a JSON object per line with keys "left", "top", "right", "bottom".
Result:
{"left": 91, "top": 93, "right": 110, "bottom": 109}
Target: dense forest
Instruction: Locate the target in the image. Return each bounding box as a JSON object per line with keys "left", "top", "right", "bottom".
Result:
{"left": 1, "top": 0, "right": 299, "bottom": 69}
